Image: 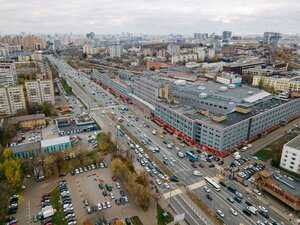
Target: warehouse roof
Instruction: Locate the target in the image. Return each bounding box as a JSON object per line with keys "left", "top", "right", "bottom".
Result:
{"left": 10, "top": 114, "right": 45, "bottom": 124}
{"left": 41, "top": 136, "right": 70, "bottom": 148}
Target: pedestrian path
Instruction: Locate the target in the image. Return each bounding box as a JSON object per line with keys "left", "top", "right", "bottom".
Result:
{"left": 188, "top": 180, "right": 205, "bottom": 190}
{"left": 163, "top": 188, "right": 183, "bottom": 199}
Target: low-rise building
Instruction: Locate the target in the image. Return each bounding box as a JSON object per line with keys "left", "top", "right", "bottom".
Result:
{"left": 12, "top": 136, "right": 71, "bottom": 158}
{"left": 9, "top": 114, "right": 46, "bottom": 130}
{"left": 254, "top": 170, "right": 300, "bottom": 211}
{"left": 56, "top": 114, "right": 99, "bottom": 136}
{"left": 253, "top": 75, "right": 300, "bottom": 92}
{"left": 280, "top": 135, "right": 300, "bottom": 174}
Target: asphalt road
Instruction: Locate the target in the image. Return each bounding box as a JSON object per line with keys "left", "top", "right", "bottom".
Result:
{"left": 47, "top": 55, "right": 290, "bottom": 225}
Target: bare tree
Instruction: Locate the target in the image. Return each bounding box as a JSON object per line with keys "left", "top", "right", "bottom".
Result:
{"left": 75, "top": 146, "right": 87, "bottom": 166}
{"left": 53, "top": 152, "right": 64, "bottom": 174}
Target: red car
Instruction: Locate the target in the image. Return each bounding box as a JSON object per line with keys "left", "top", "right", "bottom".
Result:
{"left": 111, "top": 176, "right": 117, "bottom": 181}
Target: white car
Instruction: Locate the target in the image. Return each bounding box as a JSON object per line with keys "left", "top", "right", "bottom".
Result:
{"left": 97, "top": 203, "right": 102, "bottom": 211}
{"left": 253, "top": 189, "right": 262, "bottom": 196}
{"left": 106, "top": 201, "right": 111, "bottom": 208}
{"left": 164, "top": 183, "right": 170, "bottom": 189}
{"left": 229, "top": 208, "right": 238, "bottom": 216}
{"left": 116, "top": 182, "right": 121, "bottom": 189}
{"left": 217, "top": 209, "right": 224, "bottom": 218}
{"left": 158, "top": 174, "right": 164, "bottom": 179}
{"left": 258, "top": 205, "right": 268, "bottom": 213}
{"left": 203, "top": 186, "right": 210, "bottom": 193}
{"left": 110, "top": 192, "right": 115, "bottom": 199}
{"left": 236, "top": 192, "right": 243, "bottom": 198}
{"left": 175, "top": 146, "right": 180, "bottom": 151}
{"left": 156, "top": 179, "right": 162, "bottom": 185}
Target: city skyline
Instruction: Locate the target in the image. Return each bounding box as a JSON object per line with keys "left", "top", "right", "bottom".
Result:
{"left": 0, "top": 0, "right": 299, "bottom": 34}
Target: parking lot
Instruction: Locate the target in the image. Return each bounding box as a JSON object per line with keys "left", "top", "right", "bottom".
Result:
{"left": 14, "top": 154, "right": 157, "bottom": 225}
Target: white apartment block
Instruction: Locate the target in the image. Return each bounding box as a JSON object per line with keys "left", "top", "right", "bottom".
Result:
{"left": 280, "top": 135, "right": 300, "bottom": 174}
{"left": 25, "top": 79, "right": 55, "bottom": 105}
{"left": 0, "top": 85, "right": 26, "bottom": 116}
{"left": 0, "top": 60, "right": 17, "bottom": 87}
{"left": 171, "top": 54, "right": 198, "bottom": 63}
{"left": 109, "top": 40, "right": 122, "bottom": 58}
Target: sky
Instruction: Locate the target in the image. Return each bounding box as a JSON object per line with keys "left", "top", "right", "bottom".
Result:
{"left": 0, "top": 0, "right": 299, "bottom": 35}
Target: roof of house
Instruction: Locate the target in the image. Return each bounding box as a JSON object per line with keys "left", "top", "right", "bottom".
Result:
{"left": 10, "top": 114, "right": 45, "bottom": 124}
{"left": 41, "top": 136, "right": 70, "bottom": 148}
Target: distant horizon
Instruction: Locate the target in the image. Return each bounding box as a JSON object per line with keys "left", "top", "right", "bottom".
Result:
{"left": 0, "top": 0, "right": 299, "bottom": 34}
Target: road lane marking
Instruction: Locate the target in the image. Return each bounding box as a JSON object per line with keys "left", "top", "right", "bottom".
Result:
{"left": 163, "top": 188, "right": 183, "bottom": 199}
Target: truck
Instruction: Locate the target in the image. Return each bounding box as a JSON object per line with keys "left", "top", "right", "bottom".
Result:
{"left": 246, "top": 206, "right": 258, "bottom": 215}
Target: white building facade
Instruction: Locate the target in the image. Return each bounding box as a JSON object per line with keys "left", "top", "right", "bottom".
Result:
{"left": 280, "top": 135, "right": 300, "bottom": 174}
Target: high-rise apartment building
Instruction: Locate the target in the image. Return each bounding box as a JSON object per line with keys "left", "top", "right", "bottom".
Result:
{"left": 167, "top": 44, "right": 180, "bottom": 56}
{"left": 0, "top": 85, "right": 26, "bottom": 116}
{"left": 109, "top": 40, "right": 122, "bottom": 58}
{"left": 194, "top": 33, "right": 208, "bottom": 41}
{"left": 0, "top": 60, "right": 18, "bottom": 87}
{"left": 86, "top": 32, "right": 95, "bottom": 39}
{"left": 23, "top": 35, "right": 46, "bottom": 50}
{"left": 263, "top": 32, "right": 281, "bottom": 43}
{"left": 25, "top": 79, "right": 55, "bottom": 105}
{"left": 222, "top": 31, "right": 232, "bottom": 42}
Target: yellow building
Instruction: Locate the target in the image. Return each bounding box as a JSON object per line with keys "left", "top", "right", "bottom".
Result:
{"left": 9, "top": 113, "right": 46, "bottom": 130}
{"left": 253, "top": 75, "right": 300, "bottom": 92}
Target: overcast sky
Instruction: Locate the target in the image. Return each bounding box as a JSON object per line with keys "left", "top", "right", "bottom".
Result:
{"left": 0, "top": 0, "right": 299, "bottom": 35}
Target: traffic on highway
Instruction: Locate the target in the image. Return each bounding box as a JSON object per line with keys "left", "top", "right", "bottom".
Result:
{"left": 47, "top": 55, "right": 287, "bottom": 225}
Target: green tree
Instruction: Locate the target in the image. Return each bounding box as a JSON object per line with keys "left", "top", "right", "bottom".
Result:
{"left": 0, "top": 181, "right": 9, "bottom": 222}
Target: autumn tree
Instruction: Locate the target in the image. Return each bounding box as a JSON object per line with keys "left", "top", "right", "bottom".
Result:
{"left": 0, "top": 148, "right": 22, "bottom": 192}
{"left": 83, "top": 220, "right": 94, "bottom": 225}
{"left": 0, "top": 181, "right": 9, "bottom": 221}
{"left": 136, "top": 171, "right": 149, "bottom": 187}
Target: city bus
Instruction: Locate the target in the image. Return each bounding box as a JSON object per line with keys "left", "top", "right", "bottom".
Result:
{"left": 204, "top": 177, "right": 221, "bottom": 192}
{"left": 185, "top": 151, "right": 198, "bottom": 161}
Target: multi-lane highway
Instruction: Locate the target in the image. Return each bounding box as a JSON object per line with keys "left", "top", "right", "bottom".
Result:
{"left": 47, "top": 55, "right": 289, "bottom": 225}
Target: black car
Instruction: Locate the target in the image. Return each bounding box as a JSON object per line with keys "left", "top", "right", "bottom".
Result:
{"left": 163, "top": 160, "right": 168, "bottom": 165}
{"left": 5, "top": 217, "right": 17, "bottom": 224}
{"left": 98, "top": 183, "right": 103, "bottom": 189}
{"left": 115, "top": 199, "right": 121, "bottom": 205}
{"left": 59, "top": 173, "right": 67, "bottom": 177}
{"left": 259, "top": 210, "right": 269, "bottom": 219}
{"left": 125, "top": 218, "right": 131, "bottom": 225}
{"left": 120, "top": 190, "right": 125, "bottom": 197}
{"left": 242, "top": 208, "right": 252, "bottom": 216}
{"left": 219, "top": 181, "right": 227, "bottom": 187}
{"left": 245, "top": 201, "right": 253, "bottom": 206}
{"left": 120, "top": 197, "right": 125, "bottom": 205}
{"left": 206, "top": 194, "right": 213, "bottom": 201}
{"left": 170, "top": 176, "right": 179, "bottom": 182}
{"left": 234, "top": 196, "right": 242, "bottom": 203}
{"left": 102, "top": 190, "right": 108, "bottom": 197}
{"left": 91, "top": 205, "right": 97, "bottom": 212}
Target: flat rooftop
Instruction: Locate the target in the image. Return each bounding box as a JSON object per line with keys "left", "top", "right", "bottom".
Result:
{"left": 273, "top": 173, "right": 300, "bottom": 197}
{"left": 285, "top": 135, "right": 300, "bottom": 150}
{"left": 158, "top": 96, "right": 289, "bottom": 127}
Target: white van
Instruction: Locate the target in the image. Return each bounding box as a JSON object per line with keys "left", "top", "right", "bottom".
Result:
{"left": 193, "top": 171, "right": 202, "bottom": 176}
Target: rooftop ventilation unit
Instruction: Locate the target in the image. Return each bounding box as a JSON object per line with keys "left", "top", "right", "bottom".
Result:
{"left": 199, "top": 93, "right": 208, "bottom": 98}
{"left": 198, "top": 86, "right": 206, "bottom": 90}
{"left": 219, "top": 86, "right": 228, "bottom": 92}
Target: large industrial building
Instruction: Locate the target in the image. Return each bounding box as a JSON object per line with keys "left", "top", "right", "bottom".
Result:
{"left": 91, "top": 69, "right": 300, "bottom": 156}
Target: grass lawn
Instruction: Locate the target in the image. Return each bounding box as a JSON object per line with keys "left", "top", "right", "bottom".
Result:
{"left": 50, "top": 187, "right": 67, "bottom": 225}
{"left": 59, "top": 77, "right": 73, "bottom": 96}
{"left": 157, "top": 203, "right": 174, "bottom": 225}
{"left": 254, "top": 133, "right": 298, "bottom": 162}
{"left": 253, "top": 149, "right": 273, "bottom": 162}
{"left": 130, "top": 216, "right": 143, "bottom": 225}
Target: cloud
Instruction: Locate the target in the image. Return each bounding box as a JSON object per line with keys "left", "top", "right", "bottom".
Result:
{"left": 0, "top": 0, "right": 299, "bottom": 34}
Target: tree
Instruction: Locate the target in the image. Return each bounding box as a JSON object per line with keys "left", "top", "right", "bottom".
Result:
{"left": 75, "top": 146, "right": 87, "bottom": 166}
{"left": 41, "top": 102, "right": 56, "bottom": 116}
{"left": 0, "top": 181, "right": 9, "bottom": 222}
{"left": 1, "top": 159, "right": 22, "bottom": 192}
{"left": 0, "top": 122, "right": 17, "bottom": 146}
{"left": 53, "top": 152, "right": 64, "bottom": 174}
{"left": 149, "top": 66, "right": 156, "bottom": 71}
{"left": 136, "top": 171, "right": 149, "bottom": 187}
